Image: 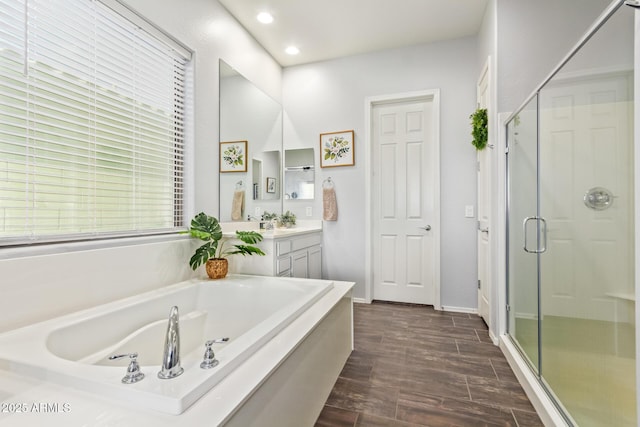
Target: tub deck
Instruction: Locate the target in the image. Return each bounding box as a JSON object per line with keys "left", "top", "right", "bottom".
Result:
{"left": 0, "top": 276, "right": 353, "bottom": 425}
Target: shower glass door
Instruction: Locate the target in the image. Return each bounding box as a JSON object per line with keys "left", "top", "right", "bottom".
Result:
{"left": 507, "top": 96, "right": 540, "bottom": 372}
{"left": 537, "top": 5, "right": 635, "bottom": 425}
{"left": 507, "top": 3, "right": 635, "bottom": 425}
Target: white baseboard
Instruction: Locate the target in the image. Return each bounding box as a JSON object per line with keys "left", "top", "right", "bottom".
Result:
{"left": 353, "top": 300, "right": 478, "bottom": 316}
{"left": 441, "top": 305, "right": 478, "bottom": 314}
{"left": 489, "top": 329, "right": 499, "bottom": 345}
{"left": 499, "top": 336, "right": 570, "bottom": 427}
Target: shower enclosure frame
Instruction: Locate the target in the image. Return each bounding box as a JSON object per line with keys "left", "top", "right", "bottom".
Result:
{"left": 501, "top": 1, "right": 639, "bottom": 425}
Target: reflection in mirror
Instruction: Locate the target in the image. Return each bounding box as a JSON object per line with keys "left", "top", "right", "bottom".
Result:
{"left": 284, "top": 148, "right": 314, "bottom": 200}
{"left": 252, "top": 150, "right": 280, "bottom": 201}
{"left": 219, "top": 60, "right": 282, "bottom": 221}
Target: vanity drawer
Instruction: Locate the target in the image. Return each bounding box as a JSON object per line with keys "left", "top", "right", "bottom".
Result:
{"left": 291, "top": 234, "right": 322, "bottom": 252}
{"left": 276, "top": 240, "right": 292, "bottom": 256}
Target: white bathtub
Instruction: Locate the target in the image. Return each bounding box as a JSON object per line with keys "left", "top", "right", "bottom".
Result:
{"left": 0, "top": 275, "right": 333, "bottom": 415}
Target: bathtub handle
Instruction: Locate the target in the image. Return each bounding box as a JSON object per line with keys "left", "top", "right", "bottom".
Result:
{"left": 108, "top": 352, "right": 145, "bottom": 384}
{"left": 200, "top": 338, "right": 229, "bottom": 369}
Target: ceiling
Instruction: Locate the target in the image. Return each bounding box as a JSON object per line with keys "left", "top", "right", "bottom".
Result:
{"left": 218, "top": 0, "right": 489, "bottom": 67}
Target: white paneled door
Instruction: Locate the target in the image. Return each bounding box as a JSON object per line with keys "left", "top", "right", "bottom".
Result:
{"left": 477, "top": 60, "right": 491, "bottom": 326}
{"left": 372, "top": 96, "right": 439, "bottom": 305}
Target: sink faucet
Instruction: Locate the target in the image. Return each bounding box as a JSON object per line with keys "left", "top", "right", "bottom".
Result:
{"left": 247, "top": 214, "right": 265, "bottom": 229}
{"left": 158, "top": 306, "right": 184, "bottom": 379}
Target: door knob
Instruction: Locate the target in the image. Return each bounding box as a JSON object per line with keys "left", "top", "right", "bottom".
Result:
{"left": 420, "top": 225, "right": 432, "bottom": 231}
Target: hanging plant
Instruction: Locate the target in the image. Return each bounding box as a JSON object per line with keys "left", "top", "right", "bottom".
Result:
{"left": 470, "top": 108, "right": 488, "bottom": 151}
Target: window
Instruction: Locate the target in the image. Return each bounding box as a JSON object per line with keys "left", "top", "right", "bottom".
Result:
{"left": 0, "top": 0, "right": 191, "bottom": 245}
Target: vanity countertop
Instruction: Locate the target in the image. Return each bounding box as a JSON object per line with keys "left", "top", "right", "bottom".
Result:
{"left": 220, "top": 220, "right": 322, "bottom": 239}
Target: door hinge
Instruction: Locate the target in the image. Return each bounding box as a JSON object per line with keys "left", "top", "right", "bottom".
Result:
{"left": 477, "top": 279, "right": 481, "bottom": 289}
{"left": 506, "top": 304, "right": 511, "bottom": 312}
{"left": 504, "top": 146, "right": 510, "bottom": 155}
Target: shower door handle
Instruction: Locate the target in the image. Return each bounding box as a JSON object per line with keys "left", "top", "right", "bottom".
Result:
{"left": 523, "top": 216, "right": 548, "bottom": 254}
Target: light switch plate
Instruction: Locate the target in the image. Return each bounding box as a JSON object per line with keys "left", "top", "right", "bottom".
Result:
{"left": 306, "top": 207, "right": 312, "bottom": 217}
{"left": 465, "top": 205, "right": 474, "bottom": 218}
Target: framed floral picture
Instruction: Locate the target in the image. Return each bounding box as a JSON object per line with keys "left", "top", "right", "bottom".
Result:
{"left": 220, "top": 140, "right": 247, "bottom": 173}
{"left": 320, "top": 130, "right": 354, "bottom": 168}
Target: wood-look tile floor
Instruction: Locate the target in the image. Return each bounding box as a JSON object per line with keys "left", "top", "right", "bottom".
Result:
{"left": 315, "top": 301, "right": 544, "bottom": 427}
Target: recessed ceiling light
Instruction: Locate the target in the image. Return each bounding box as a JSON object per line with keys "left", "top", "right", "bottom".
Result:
{"left": 285, "top": 46, "right": 300, "bottom": 55}
{"left": 256, "top": 12, "right": 273, "bottom": 24}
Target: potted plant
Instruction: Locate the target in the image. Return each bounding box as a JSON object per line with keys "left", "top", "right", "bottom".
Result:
{"left": 279, "top": 210, "right": 296, "bottom": 228}
{"left": 262, "top": 211, "right": 278, "bottom": 230}
{"left": 184, "top": 212, "right": 265, "bottom": 279}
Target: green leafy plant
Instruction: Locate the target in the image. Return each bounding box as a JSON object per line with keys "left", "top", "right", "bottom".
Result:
{"left": 470, "top": 108, "right": 488, "bottom": 151}
{"left": 184, "top": 212, "right": 265, "bottom": 270}
{"left": 262, "top": 211, "right": 278, "bottom": 221}
{"left": 279, "top": 210, "right": 296, "bottom": 227}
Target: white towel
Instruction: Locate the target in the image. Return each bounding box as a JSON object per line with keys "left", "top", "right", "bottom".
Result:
{"left": 323, "top": 187, "right": 338, "bottom": 221}
{"left": 231, "top": 190, "right": 244, "bottom": 221}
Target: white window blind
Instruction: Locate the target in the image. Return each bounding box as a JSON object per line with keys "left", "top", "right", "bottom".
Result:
{"left": 0, "top": 0, "right": 190, "bottom": 245}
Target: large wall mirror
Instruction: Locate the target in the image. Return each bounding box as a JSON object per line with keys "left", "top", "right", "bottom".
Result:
{"left": 219, "top": 60, "right": 283, "bottom": 221}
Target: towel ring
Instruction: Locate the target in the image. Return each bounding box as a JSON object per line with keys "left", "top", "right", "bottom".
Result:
{"left": 322, "top": 177, "right": 334, "bottom": 189}
{"left": 236, "top": 180, "right": 244, "bottom": 190}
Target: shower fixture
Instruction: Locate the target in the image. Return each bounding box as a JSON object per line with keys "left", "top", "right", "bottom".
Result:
{"left": 583, "top": 187, "right": 614, "bottom": 211}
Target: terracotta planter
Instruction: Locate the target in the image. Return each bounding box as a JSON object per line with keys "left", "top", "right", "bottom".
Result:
{"left": 205, "top": 258, "right": 228, "bottom": 279}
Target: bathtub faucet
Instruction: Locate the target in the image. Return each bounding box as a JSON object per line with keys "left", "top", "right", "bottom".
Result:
{"left": 158, "top": 306, "right": 184, "bottom": 379}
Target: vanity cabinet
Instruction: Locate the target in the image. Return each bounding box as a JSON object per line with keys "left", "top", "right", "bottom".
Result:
{"left": 229, "top": 231, "right": 322, "bottom": 279}
{"left": 275, "top": 232, "right": 322, "bottom": 279}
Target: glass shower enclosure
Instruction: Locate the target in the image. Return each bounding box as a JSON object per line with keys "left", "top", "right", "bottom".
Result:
{"left": 506, "top": 2, "right": 636, "bottom": 426}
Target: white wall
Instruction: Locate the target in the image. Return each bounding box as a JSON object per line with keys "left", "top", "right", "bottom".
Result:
{"left": 0, "top": 238, "right": 196, "bottom": 333}
{"left": 283, "top": 37, "right": 479, "bottom": 308}
{"left": 0, "top": 0, "right": 283, "bottom": 331}
{"left": 477, "top": 0, "right": 496, "bottom": 76}
{"left": 635, "top": 10, "right": 640, "bottom": 425}
{"left": 496, "top": 0, "right": 611, "bottom": 113}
